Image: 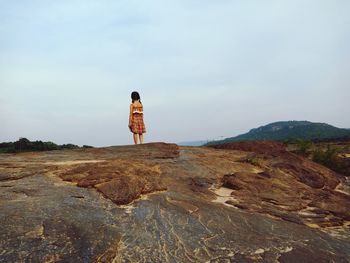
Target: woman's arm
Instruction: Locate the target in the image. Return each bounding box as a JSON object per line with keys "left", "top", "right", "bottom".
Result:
{"left": 129, "top": 104, "right": 133, "bottom": 127}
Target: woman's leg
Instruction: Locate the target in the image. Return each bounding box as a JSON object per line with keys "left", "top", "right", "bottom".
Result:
{"left": 133, "top": 133, "right": 138, "bottom": 144}
{"left": 139, "top": 134, "right": 143, "bottom": 144}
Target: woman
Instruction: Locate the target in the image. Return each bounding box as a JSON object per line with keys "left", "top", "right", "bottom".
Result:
{"left": 129, "top": 91, "right": 146, "bottom": 144}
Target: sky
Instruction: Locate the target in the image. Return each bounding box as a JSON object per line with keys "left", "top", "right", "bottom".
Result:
{"left": 1, "top": 0, "right": 349, "bottom": 146}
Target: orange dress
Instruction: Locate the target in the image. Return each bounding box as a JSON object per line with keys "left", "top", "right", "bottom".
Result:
{"left": 130, "top": 105, "right": 146, "bottom": 134}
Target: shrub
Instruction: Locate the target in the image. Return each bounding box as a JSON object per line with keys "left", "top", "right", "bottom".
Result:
{"left": 292, "top": 139, "right": 313, "bottom": 156}
{"left": 82, "top": 145, "right": 94, "bottom": 148}
{"left": 245, "top": 157, "right": 265, "bottom": 168}
{"left": 312, "top": 145, "right": 339, "bottom": 170}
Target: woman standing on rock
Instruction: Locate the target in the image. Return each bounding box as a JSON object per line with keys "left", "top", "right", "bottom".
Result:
{"left": 129, "top": 91, "right": 146, "bottom": 144}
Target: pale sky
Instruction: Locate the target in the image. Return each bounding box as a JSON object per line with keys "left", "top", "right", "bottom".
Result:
{"left": 1, "top": 1, "right": 349, "bottom": 146}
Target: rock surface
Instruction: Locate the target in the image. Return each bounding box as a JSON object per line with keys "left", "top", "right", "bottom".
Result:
{"left": 0, "top": 142, "right": 349, "bottom": 262}
{"left": 209, "top": 141, "right": 350, "bottom": 228}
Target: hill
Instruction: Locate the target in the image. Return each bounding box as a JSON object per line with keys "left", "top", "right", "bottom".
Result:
{"left": 206, "top": 121, "right": 350, "bottom": 145}
{"left": 177, "top": 140, "right": 208, "bottom": 146}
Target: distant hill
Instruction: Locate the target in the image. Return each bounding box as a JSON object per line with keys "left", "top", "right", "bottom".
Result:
{"left": 178, "top": 136, "right": 228, "bottom": 146}
{"left": 177, "top": 140, "right": 208, "bottom": 146}
{"left": 206, "top": 121, "right": 350, "bottom": 145}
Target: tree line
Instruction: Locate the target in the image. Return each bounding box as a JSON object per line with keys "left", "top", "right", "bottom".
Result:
{"left": 0, "top": 138, "right": 93, "bottom": 153}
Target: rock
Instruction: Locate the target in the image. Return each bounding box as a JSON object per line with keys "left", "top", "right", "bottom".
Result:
{"left": 222, "top": 173, "right": 243, "bottom": 190}
{"left": 210, "top": 141, "right": 350, "bottom": 229}
{"left": 277, "top": 245, "right": 349, "bottom": 263}
{"left": 58, "top": 159, "right": 166, "bottom": 205}
{"left": 0, "top": 142, "right": 349, "bottom": 262}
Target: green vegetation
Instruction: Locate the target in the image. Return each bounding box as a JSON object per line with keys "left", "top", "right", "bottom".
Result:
{"left": 285, "top": 139, "right": 314, "bottom": 156}
{"left": 312, "top": 145, "right": 340, "bottom": 171}
{"left": 284, "top": 140, "right": 349, "bottom": 176}
{"left": 297, "top": 141, "right": 312, "bottom": 155}
{"left": 0, "top": 138, "right": 91, "bottom": 153}
{"left": 245, "top": 157, "right": 265, "bottom": 168}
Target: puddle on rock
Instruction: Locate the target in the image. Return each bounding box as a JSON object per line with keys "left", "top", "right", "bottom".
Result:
{"left": 335, "top": 177, "right": 350, "bottom": 195}
{"left": 210, "top": 186, "right": 239, "bottom": 208}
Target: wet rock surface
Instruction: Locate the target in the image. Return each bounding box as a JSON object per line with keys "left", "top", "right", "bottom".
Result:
{"left": 0, "top": 142, "right": 349, "bottom": 262}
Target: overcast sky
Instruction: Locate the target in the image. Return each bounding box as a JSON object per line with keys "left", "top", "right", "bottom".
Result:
{"left": 1, "top": 1, "right": 349, "bottom": 146}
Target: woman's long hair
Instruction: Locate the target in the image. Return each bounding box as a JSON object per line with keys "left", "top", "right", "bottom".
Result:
{"left": 131, "top": 91, "right": 142, "bottom": 104}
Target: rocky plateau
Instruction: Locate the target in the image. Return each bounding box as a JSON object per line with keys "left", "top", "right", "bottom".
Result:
{"left": 0, "top": 142, "right": 349, "bottom": 262}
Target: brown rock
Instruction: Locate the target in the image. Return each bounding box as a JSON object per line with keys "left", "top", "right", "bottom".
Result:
{"left": 59, "top": 159, "right": 166, "bottom": 205}
{"left": 210, "top": 141, "right": 350, "bottom": 228}
{"left": 0, "top": 142, "right": 349, "bottom": 262}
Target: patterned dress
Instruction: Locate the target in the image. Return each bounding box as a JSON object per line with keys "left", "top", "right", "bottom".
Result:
{"left": 130, "top": 104, "right": 146, "bottom": 134}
